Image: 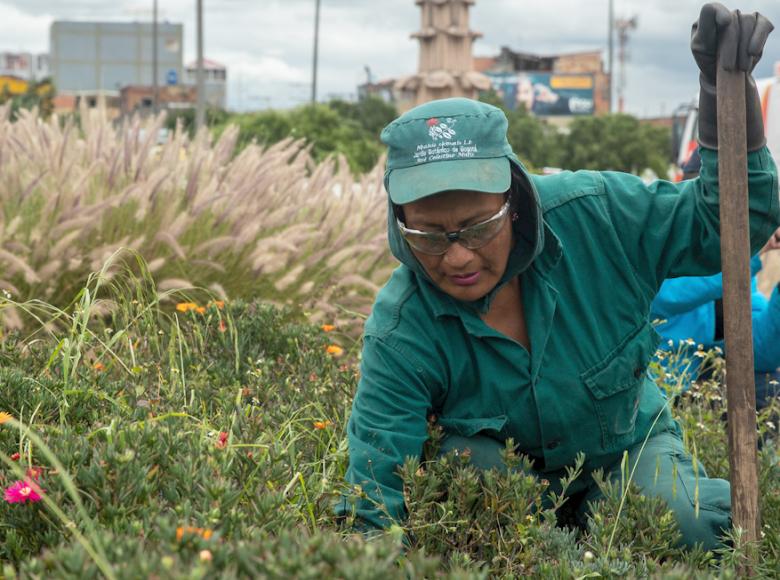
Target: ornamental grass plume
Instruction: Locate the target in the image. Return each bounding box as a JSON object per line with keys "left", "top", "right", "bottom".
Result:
{"left": 0, "top": 103, "right": 392, "bottom": 336}
{"left": 4, "top": 480, "right": 43, "bottom": 504}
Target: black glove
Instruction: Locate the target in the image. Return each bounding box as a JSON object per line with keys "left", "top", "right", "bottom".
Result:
{"left": 691, "top": 3, "right": 774, "bottom": 151}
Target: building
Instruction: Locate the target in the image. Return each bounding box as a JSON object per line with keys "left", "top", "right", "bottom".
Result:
{"left": 185, "top": 58, "right": 227, "bottom": 109}
{"left": 395, "top": 0, "right": 491, "bottom": 110}
{"left": 49, "top": 21, "right": 184, "bottom": 97}
{"left": 476, "top": 47, "right": 611, "bottom": 123}
{"left": 120, "top": 84, "right": 196, "bottom": 115}
{"left": 0, "top": 52, "right": 50, "bottom": 81}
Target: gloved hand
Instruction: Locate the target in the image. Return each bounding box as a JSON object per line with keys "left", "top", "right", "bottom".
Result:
{"left": 691, "top": 3, "right": 774, "bottom": 151}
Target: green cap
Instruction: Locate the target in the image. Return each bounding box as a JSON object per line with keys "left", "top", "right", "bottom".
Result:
{"left": 380, "top": 98, "right": 513, "bottom": 205}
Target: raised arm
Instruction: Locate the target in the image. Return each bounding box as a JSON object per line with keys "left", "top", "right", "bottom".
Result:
{"left": 602, "top": 6, "right": 777, "bottom": 293}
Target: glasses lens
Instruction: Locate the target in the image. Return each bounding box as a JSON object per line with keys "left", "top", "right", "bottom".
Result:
{"left": 459, "top": 205, "right": 508, "bottom": 249}
{"left": 402, "top": 231, "right": 450, "bottom": 255}
{"left": 459, "top": 216, "right": 505, "bottom": 249}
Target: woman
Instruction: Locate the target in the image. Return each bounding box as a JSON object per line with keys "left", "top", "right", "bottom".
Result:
{"left": 339, "top": 4, "right": 777, "bottom": 551}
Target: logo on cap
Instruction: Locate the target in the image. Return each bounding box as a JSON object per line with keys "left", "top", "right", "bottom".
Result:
{"left": 427, "top": 117, "right": 457, "bottom": 141}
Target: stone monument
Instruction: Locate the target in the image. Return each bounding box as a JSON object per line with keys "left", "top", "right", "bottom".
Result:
{"left": 396, "top": 0, "right": 491, "bottom": 109}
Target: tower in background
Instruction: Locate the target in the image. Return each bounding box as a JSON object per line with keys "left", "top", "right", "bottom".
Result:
{"left": 396, "top": 0, "right": 491, "bottom": 110}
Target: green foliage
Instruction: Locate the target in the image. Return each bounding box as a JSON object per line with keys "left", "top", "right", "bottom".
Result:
{"left": 480, "top": 90, "right": 671, "bottom": 175}
{"left": 0, "top": 78, "right": 55, "bottom": 119}
{"left": 212, "top": 97, "right": 397, "bottom": 174}
{"left": 327, "top": 97, "right": 398, "bottom": 140}
{"left": 163, "top": 107, "right": 231, "bottom": 135}
{"left": 1, "top": 268, "right": 780, "bottom": 576}
{"left": 559, "top": 114, "right": 672, "bottom": 176}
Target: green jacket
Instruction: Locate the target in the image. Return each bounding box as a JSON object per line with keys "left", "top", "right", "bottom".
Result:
{"left": 342, "top": 147, "right": 779, "bottom": 530}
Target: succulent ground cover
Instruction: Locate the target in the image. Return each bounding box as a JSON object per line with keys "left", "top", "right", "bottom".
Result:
{"left": 1, "top": 106, "right": 780, "bottom": 577}
{"left": 0, "top": 266, "right": 779, "bottom": 578}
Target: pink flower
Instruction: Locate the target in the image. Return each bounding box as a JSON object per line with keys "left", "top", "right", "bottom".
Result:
{"left": 4, "top": 480, "right": 43, "bottom": 504}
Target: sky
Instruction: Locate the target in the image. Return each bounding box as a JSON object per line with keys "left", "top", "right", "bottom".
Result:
{"left": 1, "top": 0, "right": 780, "bottom": 117}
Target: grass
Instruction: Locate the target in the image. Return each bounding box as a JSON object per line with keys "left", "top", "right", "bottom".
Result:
{"left": 0, "top": 103, "right": 393, "bottom": 340}
{"left": 0, "top": 260, "right": 779, "bottom": 578}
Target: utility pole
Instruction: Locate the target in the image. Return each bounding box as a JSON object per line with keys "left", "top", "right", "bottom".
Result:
{"left": 152, "top": 0, "right": 159, "bottom": 114}
{"left": 607, "top": 0, "right": 614, "bottom": 113}
{"left": 195, "top": 0, "right": 206, "bottom": 130}
{"left": 615, "top": 15, "right": 638, "bottom": 114}
{"left": 311, "top": 0, "right": 321, "bottom": 104}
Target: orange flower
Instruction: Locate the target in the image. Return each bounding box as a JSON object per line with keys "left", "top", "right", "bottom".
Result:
{"left": 211, "top": 300, "right": 225, "bottom": 310}
{"left": 0, "top": 412, "right": 13, "bottom": 425}
{"left": 321, "top": 324, "right": 336, "bottom": 332}
{"left": 93, "top": 362, "right": 105, "bottom": 372}
{"left": 313, "top": 420, "right": 333, "bottom": 430}
{"left": 176, "top": 526, "right": 214, "bottom": 541}
{"left": 326, "top": 345, "right": 344, "bottom": 357}
{"left": 176, "top": 302, "right": 199, "bottom": 313}
{"left": 218, "top": 319, "right": 227, "bottom": 333}
{"left": 195, "top": 306, "right": 206, "bottom": 315}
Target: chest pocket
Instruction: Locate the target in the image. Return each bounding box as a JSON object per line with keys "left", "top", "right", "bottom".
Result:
{"left": 580, "top": 322, "right": 660, "bottom": 451}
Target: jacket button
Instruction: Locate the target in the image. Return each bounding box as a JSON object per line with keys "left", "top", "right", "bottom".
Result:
{"left": 633, "top": 367, "right": 644, "bottom": 378}
{"left": 546, "top": 440, "right": 560, "bottom": 450}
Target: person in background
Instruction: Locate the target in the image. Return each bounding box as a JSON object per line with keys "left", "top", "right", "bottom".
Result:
{"left": 337, "top": 4, "right": 777, "bottom": 552}
{"left": 651, "top": 192, "right": 780, "bottom": 408}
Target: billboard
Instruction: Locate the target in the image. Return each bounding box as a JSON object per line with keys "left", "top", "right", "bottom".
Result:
{"left": 486, "top": 72, "right": 595, "bottom": 116}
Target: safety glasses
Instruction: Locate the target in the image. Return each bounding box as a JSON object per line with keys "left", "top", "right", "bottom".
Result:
{"left": 397, "top": 200, "right": 510, "bottom": 256}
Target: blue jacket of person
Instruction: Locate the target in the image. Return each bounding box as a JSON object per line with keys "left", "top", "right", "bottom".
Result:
{"left": 651, "top": 255, "right": 780, "bottom": 377}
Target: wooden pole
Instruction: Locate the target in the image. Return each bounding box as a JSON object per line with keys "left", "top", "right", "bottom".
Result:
{"left": 717, "top": 61, "right": 761, "bottom": 549}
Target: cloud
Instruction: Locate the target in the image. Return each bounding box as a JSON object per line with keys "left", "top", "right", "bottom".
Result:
{"left": 1, "top": 0, "right": 779, "bottom": 113}
{"left": 0, "top": 3, "right": 51, "bottom": 52}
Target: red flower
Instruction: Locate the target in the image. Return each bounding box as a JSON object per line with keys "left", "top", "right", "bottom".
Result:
{"left": 25, "top": 466, "right": 43, "bottom": 480}
{"left": 216, "top": 431, "right": 229, "bottom": 449}
{"left": 4, "top": 480, "right": 43, "bottom": 504}
{"left": 10, "top": 452, "right": 20, "bottom": 461}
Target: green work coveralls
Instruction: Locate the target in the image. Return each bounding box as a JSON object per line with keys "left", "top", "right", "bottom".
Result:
{"left": 340, "top": 147, "right": 780, "bottom": 550}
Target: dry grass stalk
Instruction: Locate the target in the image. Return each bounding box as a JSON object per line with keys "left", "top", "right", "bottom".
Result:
{"left": 0, "top": 103, "right": 395, "bottom": 335}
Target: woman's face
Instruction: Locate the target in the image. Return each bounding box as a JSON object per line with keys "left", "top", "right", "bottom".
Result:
{"left": 401, "top": 190, "right": 513, "bottom": 302}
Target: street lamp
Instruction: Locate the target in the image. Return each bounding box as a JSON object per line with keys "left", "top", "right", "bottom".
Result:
{"left": 311, "top": 0, "right": 321, "bottom": 104}
{"left": 196, "top": 0, "right": 205, "bottom": 130}
{"left": 607, "top": 0, "right": 614, "bottom": 113}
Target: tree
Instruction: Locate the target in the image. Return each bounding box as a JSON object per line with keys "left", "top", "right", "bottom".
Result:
{"left": 328, "top": 97, "right": 398, "bottom": 139}
{"left": 479, "top": 90, "right": 560, "bottom": 170}
{"left": 0, "top": 78, "right": 55, "bottom": 119}
{"left": 559, "top": 114, "right": 671, "bottom": 176}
